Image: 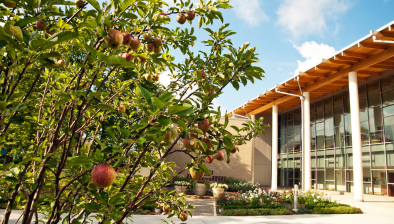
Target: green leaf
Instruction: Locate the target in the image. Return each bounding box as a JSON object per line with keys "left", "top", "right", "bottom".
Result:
{"left": 137, "top": 137, "right": 146, "bottom": 145}
{"left": 123, "top": 13, "right": 138, "bottom": 19}
{"left": 231, "top": 80, "right": 239, "bottom": 90}
{"left": 197, "top": 139, "right": 207, "bottom": 151}
{"left": 120, "top": 0, "right": 134, "bottom": 12}
{"left": 93, "top": 104, "right": 115, "bottom": 112}
{"left": 15, "top": 17, "right": 40, "bottom": 27}
{"left": 152, "top": 97, "right": 163, "bottom": 109}
{"left": 158, "top": 116, "right": 172, "bottom": 131}
{"left": 109, "top": 192, "right": 128, "bottom": 204}
{"left": 171, "top": 118, "right": 187, "bottom": 131}
{"left": 198, "top": 164, "right": 211, "bottom": 176}
{"left": 216, "top": 3, "right": 233, "bottom": 8}
{"left": 67, "top": 156, "right": 93, "bottom": 165}
{"left": 168, "top": 104, "right": 192, "bottom": 114}
{"left": 105, "top": 127, "right": 116, "bottom": 139}
{"left": 158, "top": 92, "right": 174, "bottom": 102}
{"left": 223, "top": 137, "right": 233, "bottom": 150}
{"left": 136, "top": 84, "right": 151, "bottom": 104}
{"left": 120, "top": 128, "right": 130, "bottom": 138}
{"left": 5, "top": 176, "right": 18, "bottom": 183}
{"left": 86, "top": 0, "right": 101, "bottom": 11}
{"left": 22, "top": 157, "right": 41, "bottom": 163}
{"left": 224, "top": 113, "right": 229, "bottom": 128}
{"left": 174, "top": 107, "right": 194, "bottom": 116}
{"left": 62, "top": 215, "right": 69, "bottom": 224}
{"left": 9, "top": 115, "right": 24, "bottom": 125}
{"left": 95, "top": 149, "right": 103, "bottom": 161}
{"left": 85, "top": 202, "right": 101, "bottom": 210}
{"left": 42, "top": 31, "right": 79, "bottom": 50}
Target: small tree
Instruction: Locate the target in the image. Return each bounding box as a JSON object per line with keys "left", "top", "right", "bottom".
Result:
{"left": 0, "top": 0, "right": 266, "bottom": 223}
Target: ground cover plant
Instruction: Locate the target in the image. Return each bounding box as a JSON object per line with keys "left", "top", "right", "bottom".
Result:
{"left": 0, "top": 0, "right": 267, "bottom": 223}
{"left": 223, "top": 177, "right": 257, "bottom": 192}
{"left": 217, "top": 188, "right": 363, "bottom": 216}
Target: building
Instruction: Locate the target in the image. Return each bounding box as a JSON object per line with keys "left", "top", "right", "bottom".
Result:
{"left": 227, "top": 20, "right": 394, "bottom": 201}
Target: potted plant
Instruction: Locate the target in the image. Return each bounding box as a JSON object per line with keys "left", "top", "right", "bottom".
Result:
{"left": 210, "top": 183, "right": 228, "bottom": 197}
{"left": 192, "top": 180, "right": 209, "bottom": 196}
{"left": 174, "top": 181, "right": 190, "bottom": 194}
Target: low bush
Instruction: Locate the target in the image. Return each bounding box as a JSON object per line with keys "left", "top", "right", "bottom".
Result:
{"left": 173, "top": 177, "right": 191, "bottom": 183}
{"left": 222, "top": 204, "right": 283, "bottom": 210}
{"left": 311, "top": 206, "right": 363, "bottom": 214}
{"left": 222, "top": 208, "right": 292, "bottom": 216}
{"left": 223, "top": 177, "right": 245, "bottom": 185}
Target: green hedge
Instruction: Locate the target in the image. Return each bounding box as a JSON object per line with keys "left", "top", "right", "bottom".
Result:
{"left": 222, "top": 208, "right": 292, "bottom": 216}
{"left": 223, "top": 204, "right": 283, "bottom": 210}
{"left": 311, "top": 206, "right": 363, "bottom": 214}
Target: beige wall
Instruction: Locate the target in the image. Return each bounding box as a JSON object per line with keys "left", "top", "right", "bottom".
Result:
{"left": 252, "top": 114, "right": 272, "bottom": 186}
{"left": 165, "top": 118, "right": 253, "bottom": 182}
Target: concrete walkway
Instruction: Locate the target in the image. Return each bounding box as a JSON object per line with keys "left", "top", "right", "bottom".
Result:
{"left": 185, "top": 198, "right": 215, "bottom": 216}
{"left": 2, "top": 191, "right": 394, "bottom": 223}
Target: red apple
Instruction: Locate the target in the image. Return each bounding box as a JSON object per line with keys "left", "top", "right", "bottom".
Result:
{"left": 145, "top": 43, "right": 155, "bottom": 52}
{"left": 179, "top": 212, "right": 188, "bottom": 221}
{"left": 206, "top": 155, "right": 214, "bottom": 163}
{"left": 189, "top": 128, "right": 198, "bottom": 138}
{"left": 130, "top": 38, "right": 141, "bottom": 50}
{"left": 176, "top": 13, "right": 186, "bottom": 24}
{"left": 56, "top": 59, "right": 66, "bottom": 67}
{"left": 104, "top": 29, "right": 124, "bottom": 49}
{"left": 198, "top": 119, "right": 210, "bottom": 132}
{"left": 91, "top": 164, "right": 116, "bottom": 188}
{"left": 183, "top": 137, "right": 196, "bottom": 149}
{"left": 231, "top": 144, "right": 237, "bottom": 154}
{"left": 201, "top": 71, "right": 206, "bottom": 79}
{"left": 123, "top": 33, "right": 132, "bottom": 45}
{"left": 164, "top": 130, "right": 172, "bottom": 141}
{"left": 162, "top": 205, "right": 170, "bottom": 213}
{"left": 154, "top": 37, "right": 163, "bottom": 47}
{"left": 118, "top": 105, "right": 126, "bottom": 113}
{"left": 198, "top": 138, "right": 211, "bottom": 150}
{"left": 138, "top": 56, "right": 146, "bottom": 64}
{"left": 36, "top": 20, "right": 47, "bottom": 31}
{"left": 119, "top": 53, "right": 133, "bottom": 62}
{"left": 3, "top": 1, "right": 16, "bottom": 8}
{"left": 215, "top": 151, "right": 224, "bottom": 161}
{"left": 75, "top": 0, "right": 84, "bottom": 8}
{"left": 143, "top": 33, "right": 153, "bottom": 42}
{"left": 185, "top": 11, "right": 195, "bottom": 21}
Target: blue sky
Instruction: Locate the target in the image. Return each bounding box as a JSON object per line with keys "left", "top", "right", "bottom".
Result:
{"left": 158, "top": 0, "right": 394, "bottom": 114}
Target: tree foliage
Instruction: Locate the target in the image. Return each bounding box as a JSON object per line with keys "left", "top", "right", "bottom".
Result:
{"left": 0, "top": 0, "right": 266, "bottom": 223}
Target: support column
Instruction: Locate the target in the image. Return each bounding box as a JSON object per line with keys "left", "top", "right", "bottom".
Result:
{"left": 303, "top": 92, "right": 312, "bottom": 191}
{"left": 271, "top": 105, "right": 278, "bottom": 190}
{"left": 348, "top": 71, "right": 364, "bottom": 202}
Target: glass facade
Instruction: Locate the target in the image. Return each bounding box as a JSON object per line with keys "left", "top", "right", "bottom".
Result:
{"left": 278, "top": 74, "right": 394, "bottom": 197}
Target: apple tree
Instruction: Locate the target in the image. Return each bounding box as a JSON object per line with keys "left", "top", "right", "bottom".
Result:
{"left": 0, "top": 0, "right": 266, "bottom": 223}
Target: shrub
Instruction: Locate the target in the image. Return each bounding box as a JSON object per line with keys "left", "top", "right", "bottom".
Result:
{"left": 222, "top": 208, "right": 292, "bottom": 216}
{"left": 224, "top": 177, "right": 245, "bottom": 185}
{"left": 173, "top": 177, "right": 191, "bottom": 183}
{"left": 210, "top": 182, "right": 228, "bottom": 189}
{"left": 222, "top": 204, "right": 283, "bottom": 210}
{"left": 311, "top": 206, "right": 363, "bottom": 214}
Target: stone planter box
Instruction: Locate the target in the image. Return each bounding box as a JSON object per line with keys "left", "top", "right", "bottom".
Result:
{"left": 212, "top": 187, "right": 225, "bottom": 197}
{"left": 194, "top": 183, "right": 208, "bottom": 196}
{"left": 175, "top": 185, "right": 187, "bottom": 194}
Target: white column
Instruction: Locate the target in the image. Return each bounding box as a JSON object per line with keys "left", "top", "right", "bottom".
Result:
{"left": 348, "top": 71, "right": 364, "bottom": 202}
{"left": 303, "top": 92, "right": 312, "bottom": 191}
{"left": 271, "top": 105, "right": 278, "bottom": 190}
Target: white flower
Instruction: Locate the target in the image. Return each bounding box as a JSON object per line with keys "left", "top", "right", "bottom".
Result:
{"left": 311, "top": 194, "right": 315, "bottom": 197}
{"left": 317, "top": 196, "right": 320, "bottom": 199}
{"left": 314, "top": 199, "right": 317, "bottom": 203}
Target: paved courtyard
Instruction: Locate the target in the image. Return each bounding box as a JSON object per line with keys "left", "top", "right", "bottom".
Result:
{"left": 2, "top": 190, "right": 394, "bottom": 224}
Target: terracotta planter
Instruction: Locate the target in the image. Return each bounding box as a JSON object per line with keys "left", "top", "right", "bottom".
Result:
{"left": 175, "top": 185, "right": 187, "bottom": 194}
{"left": 194, "top": 183, "right": 208, "bottom": 196}
{"left": 212, "top": 187, "right": 225, "bottom": 197}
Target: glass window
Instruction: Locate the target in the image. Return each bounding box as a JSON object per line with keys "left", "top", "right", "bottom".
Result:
{"left": 317, "top": 130, "right": 324, "bottom": 150}
{"left": 359, "top": 85, "right": 367, "bottom": 99}
{"left": 381, "top": 74, "right": 394, "bottom": 92}
{"left": 316, "top": 122, "right": 324, "bottom": 131}
{"left": 385, "top": 116, "right": 394, "bottom": 142}
{"left": 387, "top": 150, "right": 394, "bottom": 169}
{"left": 345, "top": 114, "right": 352, "bottom": 135}
{"left": 382, "top": 89, "right": 394, "bottom": 108}
{"left": 334, "top": 106, "right": 344, "bottom": 127}
{"left": 347, "top": 153, "right": 353, "bottom": 169}
{"left": 316, "top": 100, "right": 324, "bottom": 112}
{"left": 287, "top": 111, "right": 294, "bottom": 120}
{"left": 325, "top": 98, "right": 333, "bottom": 118}
{"left": 317, "top": 156, "right": 324, "bottom": 168}
{"left": 335, "top": 127, "right": 345, "bottom": 148}
{"left": 294, "top": 109, "right": 301, "bottom": 126}
{"left": 388, "top": 171, "right": 394, "bottom": 183}
{"left": 334, "top": 94, "right": 343, "bottom": 107}
{"left": 311, "top": 156, "right": 316, "bottom": 168}
{"left": 326, "top": 156, "right": 335, "bottom": 168}
{"left": 383, "top": 105, "right": 394, "bottom": 117}
{"left": 363, "top": 152, "right": 370, "bottom": 167}
{"left": 359, "top": 98, "right": 368, "bottom": 122}
{"left": 367, "top": 81, "right": 381, "bottom": 107}
{"left": 361, "top": 121, "right": 369, "bottom": 134}
{"left": 326, "top": 138, "right": 334, "bottom": 149}
{"left": 325, "top": 118, "right": 334, "bottom": 138}
{"left": 287, "top": 137, "right": 294, "bottom": 153}
{"left": 372, "top": 151, "right": 386, "bottom": 169}
{"left": 369, "top": 107, "right": 383, "bottom": 133}
{"left": 361, "top": 134, "right": 370, "bottom": 145}
{"left": 344, "top": 92, "right": 351, "bottom": 113}
{"left": 316, "top": 111, "right": 324, "bottom": 122}
{"left": 346, "top": 135, "right": 353, "bottom": 147}
{"left": 336, "top": 155, "right": 345, "bottom": 168}
{"left": 310, "top": 103, "right": 316, "bottom": 122}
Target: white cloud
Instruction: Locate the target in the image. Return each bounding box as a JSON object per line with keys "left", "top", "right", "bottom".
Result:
{"left": 277, "top": 0, "right": 351, "bottom": 38}
{"left": 158, "top": 70, "right": 174, "bottom": 87}
{"left": 231, "top": 0, "right": 268, "bottom": 26}
{"left": 292, "top": 41, "right": 336, "bottom": 75}
{"left": 211, "top": 98, "right": 227, "bottom": 116}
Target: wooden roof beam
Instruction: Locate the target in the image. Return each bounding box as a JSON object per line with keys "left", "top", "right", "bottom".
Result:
{"left": 371, "top": 30, "right": 394, "bottom": 38}
{"left": 315, "top": 66, "right": 341, "bottom": 72}
{"left": 299, "top": 71, "right": 329, "bottom": 77}
{"left": 342, "top": 52, "right": 368, "bottom": 59}
{"left": 323, "top": 59, "right": 353, "bottom": 66}
{"left": 370, "top": 64, "right": 394, "bottom": 70}
{"left": 334, "top": 55, "right": 360, "bottom": 63}
{"left": 357, "top": 71, "right": 380, "bottom": 76}
{"left": 359, "top": 43, "right": 387, "bottom": 50}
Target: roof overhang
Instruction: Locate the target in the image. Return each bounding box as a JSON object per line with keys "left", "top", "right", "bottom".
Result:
{"left": 229, "top": 20, "right": 394, "bottom": 116}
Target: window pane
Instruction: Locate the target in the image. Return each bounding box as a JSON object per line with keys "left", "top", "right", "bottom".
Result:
{"left": 344, "top": 92, "right": 351, "bottom": 113}
{"left": 381, "top": 74, "right": 394, "bottom": 92}
{"left": 287, "top": 121, "right": 294, "bottom": 136}
{"left": 347, "top": 153, "right": 353, "bottom": 169}
{"left": 325, "top": 98, "right": 333, "bottom": 118}
{"left": 334, "top": 106, "right": 344, "bottom": 126}
{"left": 363, "top": 152, "right": 370, "bottom": 167}
{"left": 373, "top": 171, "right": 387, "bottom": 196}
{"left": 382, "top": 89, "right": 394, "bottom": 108}
{"left": 335, "top": 127, "right": 345, "bottom": 148}
{"left": 345, "top": 114, "right": 352, "bottom": 135}
{"left": 369, "top": 106, "right": 383, "bottom": 133}
{"left": 346, "top": 135, "right": 353, "bottom": 147}
{"left": 383, "top": 105, "right": 394, "bottom": 117}
{"left": 326, "top": 138, "right": 334, "bottom": 149}
{"left": 371, "top": 151, "right": 386, "bottom": 169}
{"left": 316, "top": 100, "right": 324, "bottom": 111}
{"left": 359, "top": 98, "right": 368, "bottom": 122}
{"left": 317, "top": 156, "right": 324, "bottom": 168}
{"left": 316, "top": 122, "right": 324, "bottom": 131}
{"left": 371, "top": 131, "right": 383, "bottom": 143}
{"left": 384, "top": 116, "right": 394, "bottom": 142}
{"left": 336, "top": 155, "right": 345, "bottom": 168}
{"left": 361, "top": 134, "right": 370, "bottom": 145}
{"left": 311, "top": 156, "right": 316, "bottom": 168}
{"left": 361, "top": 121, "right": 369, "bottom": 134}
{"left": 334, "top": 94, "right": 343, "bottom": 107}
{"left": 325, "top": 118, "right": 334, "bottom": 138}
{"left": 316, "top": 111, "right": 324, "bottom": 122}
{"left": 287, "top": 111, "right": 294, "bottom": 120}
{"left": 387, "top": 150, "right": 394, "bottom": 169}
{"left": 326, "top": 156, "right": 335, "bottom": 168}
{"left": 294, "top": 109, "right": 301, "bottom": 126}
{"left": 311, "top": 103, "right": 315, "bottom": 122}
{"left": 359, "top": 85, "right": 367, "bottom": 99}
{"left": 367, "top": 81, "right": 381, "bottom": 107}
{"left": 317, "top": 130, "right": 324, "bottom": 150}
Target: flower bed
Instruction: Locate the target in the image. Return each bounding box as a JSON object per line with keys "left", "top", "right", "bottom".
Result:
{"left": 216, "top": 188, "right": 363, "bottom": 216}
